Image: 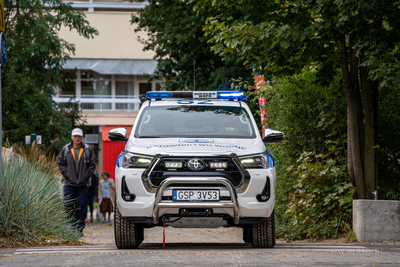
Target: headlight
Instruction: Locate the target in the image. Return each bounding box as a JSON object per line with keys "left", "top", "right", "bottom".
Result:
{"left": 239, "top": 153, "right": 269, "bottom": 168}
{"left": 122, "top": 152, "right": 153, "bottom": 168}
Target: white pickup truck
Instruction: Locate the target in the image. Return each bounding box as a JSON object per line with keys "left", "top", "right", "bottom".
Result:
{"left": 108, "top": 91, "right": 284, "bottom": 248}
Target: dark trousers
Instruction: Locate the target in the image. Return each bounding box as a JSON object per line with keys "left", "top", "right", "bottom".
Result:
{"left": 64, "top": 184, "right": 89, "bottom": 232}
{"left": 87, "top": 195, "right": 95, "bottom": 215}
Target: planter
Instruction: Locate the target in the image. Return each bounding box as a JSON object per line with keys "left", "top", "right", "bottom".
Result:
{"left": 353, "top": 200, "right": 400, "bottom": 242}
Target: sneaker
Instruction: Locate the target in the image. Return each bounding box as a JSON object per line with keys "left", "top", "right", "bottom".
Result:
{"left": 107, "top": 219, "right": 111, "bottom": 223}
{"left": 102, "top": 220, "right": 106, "bottom": 223}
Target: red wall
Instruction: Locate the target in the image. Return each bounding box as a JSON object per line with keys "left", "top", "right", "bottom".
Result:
{"left": 101, "top": 126, "right": 133, "bottom": 180}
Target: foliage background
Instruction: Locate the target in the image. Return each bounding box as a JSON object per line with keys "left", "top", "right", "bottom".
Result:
{"left": 1, "top": 0, "right": 97, "bottom": 152}
{"left": 196, "top": 0, "right": 400, "bottom": 199}
{"left": 246, "top": 68, "right": 355, "bottom": 240}
{"left": 376, "top": 85, "right": 400, "bottom": 200}
{"left": 245, "top": 66, "right": 400, "bottom": 239}
{"left": 132, "top": 0, "right": 252, "bottom": 91}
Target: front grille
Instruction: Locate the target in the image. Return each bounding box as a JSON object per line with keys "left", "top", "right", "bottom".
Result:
{"left": 149, "top": 157, "right": 243, "bottom": 187}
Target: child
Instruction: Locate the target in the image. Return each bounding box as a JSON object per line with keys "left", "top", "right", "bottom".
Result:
{"left": 98, "top": 171, "right": 115, "bottom": 223}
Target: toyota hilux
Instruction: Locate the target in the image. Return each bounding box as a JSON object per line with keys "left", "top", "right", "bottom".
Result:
{"left": 108, "top": 91, "right": 284, "bottom": 248}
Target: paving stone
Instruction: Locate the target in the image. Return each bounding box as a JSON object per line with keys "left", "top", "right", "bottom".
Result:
{"left": 2, "top": 251, "right": 400, "bottom": 267}
{"left": 2, "top": 209, "right": 400, "bottom": 266}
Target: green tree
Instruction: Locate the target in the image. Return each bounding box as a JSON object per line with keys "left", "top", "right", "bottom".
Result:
{"left": 259, "top": 68, "right": 353, "bottom": 239}
{"left": 2, "top": 0, "right": 97, "bottom": 149}
{"left": 195, "top": 0, "right": 400, "bottom": 199}
{"left": 131, "top": 0, "right": 252, "bottom": 91}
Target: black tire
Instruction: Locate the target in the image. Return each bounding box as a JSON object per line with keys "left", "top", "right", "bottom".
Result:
{"left": 251, "top": 210, "right": 275, "bottom": 248}
{"left": 243, "top": 226, "right": 253, "bottom": 243}
{"left": 114, "top": 204, "right": 144, "bottom": 249}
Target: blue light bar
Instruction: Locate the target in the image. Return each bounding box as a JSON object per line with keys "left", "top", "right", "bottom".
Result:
{"left": 145, "top": 91, "right": 245, "bottom": 101}
{"left": 146, "top": 92, "right": 173, "bottom": 98}
{"left": 217, "top": 91, "right": 244, "bottom": 99}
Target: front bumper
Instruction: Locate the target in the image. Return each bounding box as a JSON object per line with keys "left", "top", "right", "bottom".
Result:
{"left": 152, "top": 177, "right": 240, "bottom": 224}
{"left": 115, "top": 166, "right": 276, "bottom": 225}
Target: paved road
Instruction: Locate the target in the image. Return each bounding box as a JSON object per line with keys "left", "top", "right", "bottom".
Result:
{"left": 1, "top": 212, "right": 400, "bottom": 266}
{"left": 1, "top": 245, "right": 400, "bottom": 266}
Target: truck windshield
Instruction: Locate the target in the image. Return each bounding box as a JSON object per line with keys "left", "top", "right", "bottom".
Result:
{"left": 135, "top": 105, "right": 256, "bottom": 138}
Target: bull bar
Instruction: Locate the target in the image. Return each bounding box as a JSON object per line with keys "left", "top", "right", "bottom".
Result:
{"left": 152, "top": 177, "right": 241, "bottom": 224}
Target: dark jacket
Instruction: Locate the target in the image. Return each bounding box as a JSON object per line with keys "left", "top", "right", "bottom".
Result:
{"left": 88, "top": 173, "right": 98, "bottom": 197}
{"left": 58, "top": 142, "right": 96, "bottom": 186}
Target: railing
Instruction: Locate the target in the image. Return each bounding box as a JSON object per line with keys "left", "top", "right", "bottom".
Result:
{"left": 53, "top": 95, "right": 142, "bottom": 114}
{"left": 60, "top": 0, "right": 147, "bottom": 11}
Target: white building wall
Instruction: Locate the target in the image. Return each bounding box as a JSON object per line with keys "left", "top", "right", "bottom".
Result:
{"left": 58, "top": 11, "right": 155, "bottom": 60}
{"left": 56, "top": 8, "right": 163, "bottom": 126}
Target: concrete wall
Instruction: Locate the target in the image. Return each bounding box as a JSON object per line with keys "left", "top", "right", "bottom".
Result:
{"left": 353, "top": 200, "right": 400, "bottom": 242}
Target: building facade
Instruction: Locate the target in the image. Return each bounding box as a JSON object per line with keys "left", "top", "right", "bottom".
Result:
{"left": 55, "top": 0, "right": 161, "bottom": 177}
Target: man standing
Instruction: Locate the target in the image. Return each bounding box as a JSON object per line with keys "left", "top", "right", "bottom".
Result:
{"left": 58, "top": 128, "right": 96, "bottom": 236}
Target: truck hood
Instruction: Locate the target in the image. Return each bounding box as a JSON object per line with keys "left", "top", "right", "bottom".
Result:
{"left": 125, "top": 138, "right": 266, "bottom": 157}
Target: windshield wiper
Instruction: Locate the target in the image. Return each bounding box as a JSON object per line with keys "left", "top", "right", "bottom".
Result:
{"left": 139, "top": 136, "right": 163, "bottom": 138}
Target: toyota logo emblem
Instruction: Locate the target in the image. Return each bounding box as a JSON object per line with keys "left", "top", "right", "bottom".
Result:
{"left": 187, "top": 158, "right": 205, "bottom": 171}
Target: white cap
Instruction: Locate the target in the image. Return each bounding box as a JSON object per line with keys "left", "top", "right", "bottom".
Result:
{"left": 71, "top": 128, "right": 83, "bottom": 136}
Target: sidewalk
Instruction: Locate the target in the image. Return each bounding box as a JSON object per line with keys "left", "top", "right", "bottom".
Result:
{"left": 82, "top": 209, "right": 246, "bottom": 245}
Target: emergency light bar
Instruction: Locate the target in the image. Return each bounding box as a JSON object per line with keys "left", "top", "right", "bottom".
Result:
{"left": 144, "top": 91, "right": 245, "bottom": 101}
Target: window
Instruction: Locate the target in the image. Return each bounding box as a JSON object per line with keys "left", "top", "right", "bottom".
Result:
{"left": 139, "top": 83, "right": 152, "bottom": 94}
{"left": 139, "top": 83, "right": 152, "bottom": 109}
{"left": 116, "top": 81, "right": 135, "bottom": 110}
{"left": 60, "top": 70, "right": 77, "bottom": 97}
{"left": 81, "top": 71, "right": 111, "bottom": 110}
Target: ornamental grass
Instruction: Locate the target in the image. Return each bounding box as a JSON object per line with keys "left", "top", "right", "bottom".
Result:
{"left": 0, "top": 157, "right": 81, "bottom": 247}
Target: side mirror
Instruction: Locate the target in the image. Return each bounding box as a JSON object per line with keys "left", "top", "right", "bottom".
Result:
{"left": 263, "top": 128, "right": 285, "bottom": 143}
{"left": 108, "top": 128, "right": 128, "bottom": 142}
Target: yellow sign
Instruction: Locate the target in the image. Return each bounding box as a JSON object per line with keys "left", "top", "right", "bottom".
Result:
{"left": 0, "top": 0, "right": 4, "bottom": 32}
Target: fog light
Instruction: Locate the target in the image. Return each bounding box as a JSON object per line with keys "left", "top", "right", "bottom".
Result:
{"left": 210, "top": 162, "right": 227, "bottom": 168}
{"left": 165, "top": 161, "right": 183, "bottom": 168}
{"left": 123, "top": 193, "right": 136, "bottom": 202}
{"left": 256, "top": 193, "right": 269, "bottom": 202}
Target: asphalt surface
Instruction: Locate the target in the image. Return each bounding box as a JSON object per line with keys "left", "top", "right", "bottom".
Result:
{"left": 1, "top": 210, "right": 400, "bottom": 266}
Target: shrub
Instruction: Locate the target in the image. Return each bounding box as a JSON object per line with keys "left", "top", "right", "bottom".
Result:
{"left": 283, "top": 152, "right": 355, "bottom": 240}
{"left": 241, "top": 67, "right": 354, "bottom": 240}
{"left": 0, "top": 158, "right": 81, "bottom": 247}
{"left": 12, "top": 141, "right": 60, "bottom": 179}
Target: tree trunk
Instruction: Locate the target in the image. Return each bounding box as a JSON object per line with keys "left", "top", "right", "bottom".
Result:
{"left": 361, "top": 65, "right": 378, "bottom": 199}
{"left": 347, "top": 134, "right": 356, "bottom": 188}
{"left": 347, "top": 88, "right": 365, "bottom": 199}
{"left": 349, "top": 34, "right": 365, "bottom": 172}
{"left": 337, "top": 36, "right": 365, "bottom": 198}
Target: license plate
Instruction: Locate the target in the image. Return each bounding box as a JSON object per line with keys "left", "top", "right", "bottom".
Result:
{"left": 173, "top": 190, "right": 220, "bottom": 201}
{"left": 193, "top": 91, "right": 217, "bottom": 99}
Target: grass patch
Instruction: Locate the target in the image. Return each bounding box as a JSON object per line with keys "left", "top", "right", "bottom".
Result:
{"left": 342, "top": 221, "right": 358, "bottom": 243}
